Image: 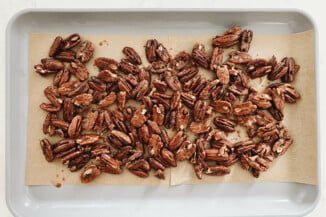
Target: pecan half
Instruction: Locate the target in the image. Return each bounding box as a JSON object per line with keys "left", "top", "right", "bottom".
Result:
{"left": 49, "top": 36, "right": 63, "bottom": 57}
{"left": 176, "top": 107, "right": 190, "bottom": 131}
{"left": 68, "top": 115, "right": 82, "bottom": 138}
{"left": 148, "top": 134, "right": 163, "bottom": 156}
{"left": 240, "top": 30, "right": 253, "bottom": 52}
{"left": 161, "top": 148, "right": 177, "bottom": 167}
{"left": 156, "top": 43, "right": 170, "bottom": 63}
{"left": 229, "top": 51, "right": 252, "bottom": 64}
{"left": 203, "top": 166, "right": 231, "bottom": 176}
{"left": 181, "top": 92, "right": 196, "bottom": 108}
{"left": 164, "top": 70, "right": 181, "bottom": 91}
{"left": 120, "top": 59, "right": 140, "bottom": 75}
{"left": 171, "top": 51, "right": 190, "bottom": 70}
{"left": 177, "top": 66, "right": 198, "bottom": 83}
{"left": 215, "top": 65, "right": 230, "bottom": 85}
{"left": 76, "top": 40, "right": 94, "bottom": 63}
{"left": 123, "top": 47, "right": 142, "bottom": 65}
{"left": 98, "top": 92, "right": 117, "bottom": 108}
{"left": 62, "top": 33, "right": 81, "bottom": 50}
{"left": 214, "top": 116, "right": 237, "bottom": 132}
{"left": 210, "top": 47, "right": 223, "bottom": 71}
{"left": 131, "top": 105, "right": 147, "bottom": 128}
{"left": 95, "top": 57, "right": 120, "bottom": 71}
{"left": 191, "top": 43, "right": 210, "bottom": 69}
{"left": 80, "top": 164, "right": 101, "bottom": 183}
{"left": 189, "top": 119, "right": 212, "bottom": 134}
{"left": 68, "top": 60, "right": 89, "bottom": 81}
{"left": 234, "top": 140, "right": 256, "bottom": 154}
{"left": 145, "top": 39, "right": 158, "bottom": 62}
{"left": 233, "top": 102, "right": 257, "bottom": 116}
{"left": 152, "top": 104, "right": 165, "bottom": 126}
{"left": 40, "top": 139, "right": 54, "bottom": 162}
{"left": 99, "top": 154, "right": 122, "bottom": 174}
{"left": 281, "top": 57, "right": 300, "bottom": 83}
{"left": 53, "top": 69, "right": 70, "bottom": 87}
{"left": 168, "top": 131, "right": 187, "bottom": 151}
{"left": 176, "top": 141, "right": 196, "bottom": 161}
{"left": 211, "top": 100, "right": 232, "bottom": 114}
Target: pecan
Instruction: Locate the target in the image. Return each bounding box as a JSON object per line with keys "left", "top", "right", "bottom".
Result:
{"left": 268, "top": 60, "right": 288, "bottom": 81}
{"left": 43, "top": 113, "right": 56, "bottom": 136}
{"left": 281, "top": 57, "right": 300, "bottom": 83}
{"left": 171, "top": 51, "right": 190, "bottom": 70}
{"left": 218, "top": 153, "right": 239, "bottom": 167}
{"left": 211, "top": 100, "right": 232, "bottom": 114}
{"left": 138, "top": 68, "right": 151, "bottom": 85}
{"left": 53, "top": 69, "right": 70, "bottom": 87}
{"left": 138, "top": 124, "right": 150, "bottom": 144}
{"left": 68, "top": 115, "right": 82, "bottom": 138}
{"left": 128, "top": 169, "right": 149, "bottom": 178}
{"left": 95, "top": 57, "right": 119, "bottom": 71}
{"left": 117, "top": 91, "right": 127, "bottom": 110}
{"left": 150, "top": 61, "right": 167, "bottom": 74}
{"left": 233, "top": 102, "right": 257, "bottom": 116}
{"left": 118, "top": 78, "right": 133, "bottom": 95}
{"left": 214, "top": 116, "right": 237, "bottom": 132}
{"left": 76, "top": 134, "right": 99, "bottom": 145}
{"left": 148, "top": 134, "right": 163, "bottom": 156}
{"left": 98, "top": 70, "right": 119, "bottom": 82}
{"left": 164, "top": 109, "right": 176, "bottom": 129}
{"left": 154, "top": 169, "right": 165, "bottom": 179}
{"left": 176, "top": 107, "right": 190, "bottom": 131}
{"left": 51, "top": 119, "right": 69, "bottom": 131}
{"left": 193, "top": 100, "right": 211, "bottom": 122}
{"left": 210, "top": 47, "right": 223, "bottom": 71}
{"left": 199, "top": 79, "right": 220, "bottom": 100}
{"left": 268, "top": 83, "right": 301, "bottom": 104}
{"left": 99, "top": 154, "right": 122, "bottom": 174}
{"left": 205, "top": 146, "right": 229, "bottom": 161}
{"left": 244, "top": 155, "right": 269, "bottom": 172}
{"left": 255, "top": 110, "right": 274, "bottom": 126}
{"left": 110, "top": 130, "right": 132, "bottom": 145}
{"left": 170, "top": 91, "right": 181, "bottom": 110}
{"left": 149, "top": 158, "right": 165, "bottom": 171}
{"left": 145, "top": 39, "right": 158, "bottom": 62}
{"left": 72, "top": 93, "right": 93, "bottom": 107}
{"left": 40, "top": 139, "right": 54, "bottom": 162}
{"left": 120, "top": 59, "right": 140, "bottom": 75}
{"left": 247, "top": 58, "right": 272, "bottom": 79}
{"left": 80, "top": 164, "right": 101, "bottom": 183}
{"left": 98, "top": 92, "right": 117, "bottom": 108}
{"left": 176, "top": 141, "right": 196, "bottom": 161}
{"left": 203, "top": 166, "right": 231, "bottom": 176}
{"left": 177, "top": 66, "right": 198, "bottom": 83}
{"left": 131, "top": 105, "right": 147, "bottom": 128}
{"left": 256, "top": 123, "right": 280, "bottom": 143}
{"left": 123, "top": 47, "right": 142, "bottom": 65}
{"left": 215, "top": 65, "right": 230, "bottom": 85}
{"left": 251, "top": 93, "right": 272, "bottom": 109}
{"left": 164, "top": 70, "right": 181, "bottom": 91}
{"left": 76, "top": 40, "right": 94, "bottom": 63}
{"left": 191, "top": 43, "right": 210, "bottom": 69}
{"left": 156, "top": 43, "right": 170, "bottom": 63}
{"left": 152, "top": 104, "right": 165, "bottom": 126}
{"left": 256, "top": 143, "right": 272, "bottom": 158}
{"left": 181, "top": 92, "right": 196, "bottom": 108}
{"left": 272, "top": 137, "right": 293, "bottom": 157}
{"left": 128, "top": 142, "right": 144, "bottom": 161}
{"left": 147, "top": 120, "right": 161, "bottom": 134}
{"left": 49, "top": 36, "right": 63, "bottom": 57}
{"left": 35, "top": 58, "right": 64, "bottom": 75}
{"left": 161, "top": 148, "right": 177, "bottom": 167}
{"left": 61, "top": 33, "right": 81, "bottom": 50}
{"left": 55, "top": 50, "right": 76, "bottom": 62}
{"left": 125, "top": 74, "right": 138, "bottom": 87}
{"left": 153, "top": 79, "right": 168, "bottom": 92}
{"left": 212, "top": 27, "right": 241, "bottom": 48}
{"left": 161, "top": 129, "right": 170, "bottom": 145}
{"left": 131, "top": 80, "right": 149, "bottom": 100}
{"left": 53, "top": 139, "right": 75, "bottom": 155}
{"left": 68, "top": 60, "right": 89, "bottom": 81}
{"left": 234, "top": 140, "right": 256, "bottom": 154}
{"left": 68, "top": 153, "right": 90, "bottom": 172}
{"left": 90, "top": 143, "right": 110, "bottom": 158}
{"left": 193, "top": 77, "right": 209, "bottom": 96}
{"left": 88, "top": 76, "right": 106, "bottom": 92}
{"left": 229, "top": 51, "right": 252, "bottom": 64}
{"left": 168, "top": 131, "right": 187, "bottom": 151}
{"left": 202, "top": 128, "right": 224, "bottom": 142}
{"left": 126, "top": 158, "right": 150, "bottom": 171}
{"left": 240, "top": 30, "right": 253, "bottom": 52}
{"left": 189, "top": 119, "right": 212, "bottom": 134}
{"left": 93, "top": 110, "right": 105, "bottom": 132}
{"left": 268, "top": 88, "right": 285, "bottom": 121}
{"left": 44, "top": 86, "right": 62, "bottom": 107}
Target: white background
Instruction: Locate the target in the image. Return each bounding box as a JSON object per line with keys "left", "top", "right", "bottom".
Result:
{"left": 0, "top": 0, "right": 325, "bottom": 216}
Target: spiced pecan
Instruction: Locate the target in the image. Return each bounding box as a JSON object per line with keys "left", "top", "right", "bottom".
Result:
{"left": 210, "top": 47, "right": 223, "bottom": 71}
{"left": 193, "top": 100, "right": 212, "bottom": 122}
{"left": 214, "top": 116, "right": 237, "bottom": 132}
{"left": 120, "top": 58, "right": 140, "bottom": 75}
{"left": 40, "top": 139, "right": 54, "bottom": 162}
{"left": 181, "top": 92, "right": 196, "bottom": 108}
{"left": 247, "top": 58, "right": 272, "bottom": 79}
{"left": 272, "top": 137, "right": 293, "bottom": 157}
{"left": 55, "top": 50, "right": 76, "bottom": 62}
{"left": 164, "top": 69, "right": 181, "bottom": 91}
{"left": 68, "top": 60, "right": 89, "bottom": 81}
{"left": 215, "top": 65, "right": 230, "bottom": 85}
{"left": 212, "top": 27, "right": 241, "bottom": 48}
{"left": 76, "top": 134, "right": 99, "bottom": 146}
{"left": 138, "top": 124, "right": 150, "bottom": 144}
{"left": 199, "top": 79, "right": 220, "bottom": 100}
{"left": 164, "top": 109, "right": 177, "bottom": 129}
{"left": 148, "top": 134, "right": 163, "bottom": 156}
{"left": 233, "top": 102, "right": 257, "bottom": 116}
{"left": 72, "top": 93, "right": 93, "bottom": 107}
{"left": 177, "top": 66, "right": 198, "bottom": 83}
{"left": 189, "top": 119, "right": 212, "bottom": 134}
{"left": 203, "top": 166, "right": 231, "bottom": 176}
{"left": 229, "top": 51, "right": 252, "bottom": 64}
{"left": 99, "top": 154, "right": 122, "bottom": 174}
{"left": 49, "top": 36, "right": 63, "bottom": 57}
{"left": 211, "top": 100, "right": 232, "bottom": 114}
{"left": 61, "top": 33, "right": 81, "bottom": 50}
{"left": 68, "top": 115, "right": 82, "bottom": 138}
{"left": 240, "top": 30, "right": 253, "bottom": 52}
{"left": 156, "top": 43, "right": 170, "bottom": 63}
{"left": 80, "top": 164, "right": 101, "bottom": 183}
{"left": 35, "top": 58, "right": 64, "bottom": 75}
{"left": 123, "top": 47, "right": 142, "bottom": 65}
{"left": 161, "top": 148, "right": 177, "bottom": 167}
{"left": 176, "top": 141, "right": 196, "bottom": 161}
{"left": 88, "top": 76, "right": 106, "bottom": 92}
{"left": 98, "top": 92, "right": 117, "bottom": 108}
{"left": 152, "top": 104, "right": 165, "bottom": 126}
{"left": 76, "top": 40, "right": 94, "bottom": 63}
{"left": 145, "top": 39, "right": 158, "bottom": 62}
{"left": 171, "top": 51, "right": 190, "bottom": 70}
{"left": 150, "top": 61, "right": 167, "bottom": 74}
{"left": 131, "top": 80, "right": 149, "bottom": 100}
{"left": 280, "top": 57, "right": 300, "bottom": 83}
{"left": 191, "top": 43, "right": 210, "bottom": 69}
{"left": 53, "top": 69, "right": 70, "bottom": 87}
{"left": 131, "top": 105, "right": 147, "bottom": 128}
{"left": 95, "top": 57, "right": 120, "bottom": 71}
{"left": 251, "top": 93, "right": 272, "bottom": 109}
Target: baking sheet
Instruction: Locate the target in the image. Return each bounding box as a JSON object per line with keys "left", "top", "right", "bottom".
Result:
{"left": 25, "top": 30, "right": 317, "bottom": 186}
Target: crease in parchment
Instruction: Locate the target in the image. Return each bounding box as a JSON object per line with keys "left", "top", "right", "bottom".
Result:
{"left": 26, "top": 30, "right": 317, "bottom": 186}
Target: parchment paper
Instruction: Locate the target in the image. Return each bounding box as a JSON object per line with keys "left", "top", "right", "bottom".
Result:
{"left": 25, "top": 30, "right": 317, "bottom": 186}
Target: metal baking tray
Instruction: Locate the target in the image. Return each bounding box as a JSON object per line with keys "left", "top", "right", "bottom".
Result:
{"left": 5, "top": 9, "right": 320, "bottom": 217}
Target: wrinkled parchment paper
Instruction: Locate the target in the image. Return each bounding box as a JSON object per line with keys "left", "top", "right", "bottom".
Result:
{"left": 26, "top": 30, "right": 317, "bottom": 186}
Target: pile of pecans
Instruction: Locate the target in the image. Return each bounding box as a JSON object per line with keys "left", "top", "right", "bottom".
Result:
{"left": 35, "top": 26, "right": 301, "bottom": 184}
